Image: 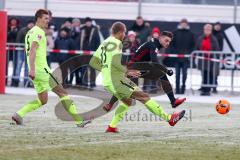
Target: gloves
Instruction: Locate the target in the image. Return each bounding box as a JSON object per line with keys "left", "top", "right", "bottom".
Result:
{"left": 167, "top": 69, "right": 173, "bottom": 76}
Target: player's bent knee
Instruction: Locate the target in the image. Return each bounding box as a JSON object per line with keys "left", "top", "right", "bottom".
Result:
{"left": 38, "top": 92, "right": 48, "bottom": 105}
{"left": 39, "top": 95, "right": 48, "bottom": 105}
{"left": 138, "top": 91, "right": 150, "bottom": 104}
{"left": 60, "top": 88, "right": 68, "bottom": 95}
{"left": 122, "top": 98, "right": 132, "bottom": 106}
{"left": 39, "top": 98, "right": 48, "bottom": 105}
{"left": 142, "top": 96, "right": 150, "bottom": 103}
{"left": 125, "top": 101, "right": 132, "bottom": 106}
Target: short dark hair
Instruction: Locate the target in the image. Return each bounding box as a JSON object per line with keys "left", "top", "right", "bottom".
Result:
{"left": 47, "top": 10, "right": 52, "bottom": 17}
{"left": 27, "top": 19, "right": 35, "bottom": 25}
{"left": 60, "top": 27, "right": 70, "bottom": 34}
{"left": 84, "top": 17, "right": 92, "bottom": 23}
{"left": 215, "top": 21, "right": 221, "bottom": 25}
{"left": 64, "top": 17, "right": 73, "bottom": 23}
{"left": 35, "top": 9, "right": 49, "bottom": 21}
{"left": 160, "top": 31, "right": 173, "bottom": 40}
{"left": 111, "top": 22, "right": 126, "bottom": 35}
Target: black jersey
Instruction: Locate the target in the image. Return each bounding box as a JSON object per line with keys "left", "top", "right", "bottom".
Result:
{"left": 130, "top": 38, "right": 163, "bottom": 64}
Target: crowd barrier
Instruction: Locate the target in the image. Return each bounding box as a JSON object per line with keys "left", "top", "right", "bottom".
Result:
{"left": 6, "top": 43, "right": 240, "bottom": 93}
{"left": 190, "top": 50, "right": 240, "bottom": 92}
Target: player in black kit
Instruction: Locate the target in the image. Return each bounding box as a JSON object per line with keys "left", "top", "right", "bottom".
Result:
{"left": 103, "top": 31, "right": 186, "bottom": 112}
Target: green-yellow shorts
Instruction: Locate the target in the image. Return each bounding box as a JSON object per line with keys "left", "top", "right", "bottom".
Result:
{"left": 104, "top": 78, "right": 139, "bottom": 100}
{"left": 32, "top": 69, "right": 59, "bottom": 93}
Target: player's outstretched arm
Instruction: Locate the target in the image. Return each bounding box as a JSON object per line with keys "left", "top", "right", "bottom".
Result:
{"left": 152, "top": 63, "right": 174, "bottom": 76}
{"left": 29, "top": 41, "right": 38, "bottom": 80}
{"left": 89, "top": 56, "right": 102, "bottom": 71}
{"left": 126, "top": 70, "right": 141, "bottom": 78}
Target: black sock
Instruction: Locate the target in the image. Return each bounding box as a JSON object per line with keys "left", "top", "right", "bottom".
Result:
{"left": 167, "top": 91, "right": 176, "bottom": 104}
{"left": 160, "top": 75, "right": 176, "bottom": 104}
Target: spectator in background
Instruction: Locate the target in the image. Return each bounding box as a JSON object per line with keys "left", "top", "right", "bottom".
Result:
{"left": 122, "top": 31, "right": 140, "bottom": 85}
{"left": 68, "top": 18, "right": 81, "bottom": 85}
{"left": 151, "top": 27, "right": 166, "bottom": 64}
{"left": 77, "top": 17, "right": 100, "bottom": 88}
{"left": 7, "top": 17, "right": 20, "bottom": 42}
{"left": 151, "top": 27, "right": 161, "bottom": 39}
{"left": 12, "top": 20, "right": 35, "bottom": 87}
{"left": 71, "top": 18, "right": 81, "bottom": 41}
{"left": 92, "top": 20, "right": 104, "bottom": 42}
{"left": 47, "top": 10, "right": 58, "bottom": 40}
{"left": 212, "top": 22, "right": 224, "bottom": 93}
{"left": 54, "top": 27, "right": 75, "bottom": 84}
{"left": 61, "top": 18, "right": 73, "bottom": 30}
{"left": 123, "top": 31, "right": 140, "bottom": 62}
{"left": 46, "top": 10, "right": 56, "bottom": 67}
{"left": 7, "top": 17, "right": 20, "bottom": 86}
{"left": 46, "top": 27, "right": 54, "bottom": 67}
{"left": 130, "top": 16, "right": 151, "bottom": 44}
{"left": 195, "top": 24, "right": 219, "bottom": 96}
{"left": 144, "top": 27, "right": 161, "bottom": 93}
{"left": 171, "top": 18, "right": 195, "bottom": 94}
{"left": 213, "top": 22, "right": 224, "bottom": 51}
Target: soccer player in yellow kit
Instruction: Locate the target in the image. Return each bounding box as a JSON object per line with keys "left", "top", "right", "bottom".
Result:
{"left": 12, "top": 9, "right": 90, "bottom": 127}
{"left": 90, "top": 22, "right": 186, "bottom": 133}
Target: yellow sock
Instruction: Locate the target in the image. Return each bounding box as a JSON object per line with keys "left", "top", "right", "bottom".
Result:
{"left": 60, "top": 96, "right": 83, "bottom": 125}
{"left": 17, "top": 99, "right": 42, "bottom": 118}
{"left": 144, "top": 99, "right": 171, "bottom": 121}
{"left": 109, "top": 103, "right": 129, "bottom": 128}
